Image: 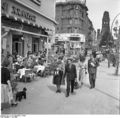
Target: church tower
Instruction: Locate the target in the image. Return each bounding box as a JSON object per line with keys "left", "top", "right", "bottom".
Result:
{"left": 101, "top": 11, "right": 110, "bottom": 35}
{"left": 100, "top": 11, "right": 111, "bottom": 47}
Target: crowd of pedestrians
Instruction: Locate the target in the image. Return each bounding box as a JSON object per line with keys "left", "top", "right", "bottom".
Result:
{"left": 1, "top": 48, "right": 100, "bottom": 112}
{"left": 52, "top": 50, "right": 100, "bottom": 97}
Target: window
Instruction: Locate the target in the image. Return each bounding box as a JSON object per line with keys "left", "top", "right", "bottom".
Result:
{"left": 68, "top": 27, "right": 72, "bottom": 33}
{"left": 75, "top": 19, "right": 79, "bottom": 24}
{"left": 73, "top": 27, "right": 78, "bottom": 33}
{"left": 69, "top": 19, "right": 72, "bottom": 25}
{"left": 82, "top": 12, "right": 84, "bottom": 18}
{"left": 32, "top": 38, "right": 39, "bottom": 53}
{"left": 69, "top": 10, "right": 73, "bottom": 17}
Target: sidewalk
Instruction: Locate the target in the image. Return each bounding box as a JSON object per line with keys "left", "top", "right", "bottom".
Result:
{"left": 1, "top": 60, "right": 120, "bottom": 114}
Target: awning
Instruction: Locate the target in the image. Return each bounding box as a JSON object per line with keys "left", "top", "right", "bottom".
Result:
{"left": 2, "top": 13, "right": 54, "bottom": 31}
{"left": 2, "top": 26, "right": 48, "bottom": 38}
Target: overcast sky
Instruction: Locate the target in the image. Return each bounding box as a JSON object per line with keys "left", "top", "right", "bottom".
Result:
{"left": 56, "top": 0, "right": 120, "bottom": 31}
{"left": 86, "top": 0, "right": 120, "bottom": 30}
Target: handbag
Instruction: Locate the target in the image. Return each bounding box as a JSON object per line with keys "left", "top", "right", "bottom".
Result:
{"left": 74, "top": 81, "right": 79, "bottom": 89}
{"left": 61, "top": 76, "right": 65, "bottom": 85}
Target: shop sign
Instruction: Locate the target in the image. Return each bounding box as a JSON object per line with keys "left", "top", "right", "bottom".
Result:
{"left": 11, "top": 6, "right": 36, "bottom": 22}
{"left": 2, "top": 2, "right": 8, "bottom": 13}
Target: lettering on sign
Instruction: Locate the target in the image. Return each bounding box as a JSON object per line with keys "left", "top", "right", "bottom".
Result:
{"left": 2, "top": 2, "right": 8, "bottom": 13}
{"left": 11, "top": 6, "right": 36, "bottom": 22}
{"left": 30, "top": 0, "right": 41, "bottom": 6}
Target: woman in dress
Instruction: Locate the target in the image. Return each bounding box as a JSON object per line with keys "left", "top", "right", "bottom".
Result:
{"left": 1, "top": 59, "right": 17, "bottom": 110}
{"left": 53, "top": 63, "right": 64, "bottom": 93}
{"left": 79, "top": 56, "right": 87, "bottom": 87}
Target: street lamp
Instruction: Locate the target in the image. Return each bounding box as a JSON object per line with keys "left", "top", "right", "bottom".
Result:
{"left": 111, "top": 13, "right": 120, "bottom": 75}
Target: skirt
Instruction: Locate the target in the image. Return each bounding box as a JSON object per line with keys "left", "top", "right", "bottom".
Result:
{"left": 53, "top": 75, "right": 62, "bottom": 85}
{"left": 1, "top": 84, "right": 9, "bottom": 104}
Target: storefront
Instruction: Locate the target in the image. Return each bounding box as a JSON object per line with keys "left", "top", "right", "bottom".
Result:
{"left": 55, "top": 33, "right": 85, "bottom": 56}
{"left": 1, "top": 0, "right": 56, "bottom": 58}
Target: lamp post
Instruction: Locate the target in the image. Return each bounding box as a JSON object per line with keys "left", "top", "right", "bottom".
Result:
{"left": 111, "top": 13, "right": 120, "bottom": 75}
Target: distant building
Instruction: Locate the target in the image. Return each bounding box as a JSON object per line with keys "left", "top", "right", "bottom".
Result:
{"left": 55, "top": 0, "right": 94, "bottom": 50}
{"left": 101, "top": 11, "right": 110, "bottom": 35}
{"left": 100, "top": 11, "right": 111, "bottom": 47}
{"left": 56, "top": 0, "right": 92, "bottom": 36}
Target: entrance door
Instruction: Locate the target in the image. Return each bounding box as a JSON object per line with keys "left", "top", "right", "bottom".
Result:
{"left": 14, "top": 41, "right": 23, "bottom": 56}
{"left": 12, "top": 35, "right": 24, "bottom": 56}
{"left": 32, "top": 38, "right": 39, "bottom": 53}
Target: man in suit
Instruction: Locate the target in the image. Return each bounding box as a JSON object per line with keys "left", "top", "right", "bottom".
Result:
{"left": 64, "top": 58, "right": 77, "bottom": 97}
{"left": 88, "top": 54, "right": 98, "bottom": 89}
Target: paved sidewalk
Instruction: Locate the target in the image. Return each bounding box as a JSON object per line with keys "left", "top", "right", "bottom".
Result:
{"left": 1, "top": 60, "right": 120, "bottom": 114}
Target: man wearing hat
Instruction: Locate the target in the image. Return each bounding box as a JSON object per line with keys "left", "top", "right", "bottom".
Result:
{"left": 64, "top": 57, "right": 77, "bottom": 97}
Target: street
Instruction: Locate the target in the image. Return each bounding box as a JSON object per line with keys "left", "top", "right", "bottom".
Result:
{"left": 2, "top": 59, "right": 120, "bottom": 114}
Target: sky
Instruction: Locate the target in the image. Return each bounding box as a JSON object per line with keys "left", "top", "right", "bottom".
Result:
{"left": 86, "top": 0, "right": 120, "bottom": 30}
{"left": 56, "top": 0, "right": 120, "bottom": 31}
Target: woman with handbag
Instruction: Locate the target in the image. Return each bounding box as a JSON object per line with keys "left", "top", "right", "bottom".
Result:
{"left": 53, "top": 64, "right": 64, "bottom": 93}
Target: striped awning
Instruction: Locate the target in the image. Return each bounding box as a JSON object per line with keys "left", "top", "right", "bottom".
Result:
{"left": 2, "top": 13, "right": 53, "bottom": 31}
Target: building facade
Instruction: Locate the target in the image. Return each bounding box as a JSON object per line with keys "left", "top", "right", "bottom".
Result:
{"left": 56, "top": 0, "right": 91, "bottom": 36}
{"left": 55, "top": 0, "right": 94, "bottom": 51}
{"left": 1, "top": 0, "right": 56, "bottom": 58}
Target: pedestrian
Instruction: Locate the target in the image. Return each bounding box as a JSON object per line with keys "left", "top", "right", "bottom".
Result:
{"left": 88, "top": 54, "right": 98, "bottom": 89}
{"left": 1, "top": 59, "right": 18, "bottom": 110}
{"left": 64, "top": 58, "right": 77, "bottom": 97}
{"left": 53, "top": 64, "right": 63, "bottom": 93}
{"left": 78, "top": 56, "right": 87, "bottom": 87}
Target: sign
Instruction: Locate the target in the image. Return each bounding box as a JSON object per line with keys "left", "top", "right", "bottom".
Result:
{"left": 11, "top": 6, "right": 36, "bottom": 22}
{"left": 2, "top": 2, "right": 8, "bottom": 13}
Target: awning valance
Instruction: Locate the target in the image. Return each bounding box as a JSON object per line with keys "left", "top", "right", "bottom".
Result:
{"left": 2, "top": 26, "right": 49, "bottom": 38}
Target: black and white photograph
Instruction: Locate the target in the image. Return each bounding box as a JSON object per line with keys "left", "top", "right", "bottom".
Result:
{"left": 1, "top": 0, "right": 120, "bottom": 116}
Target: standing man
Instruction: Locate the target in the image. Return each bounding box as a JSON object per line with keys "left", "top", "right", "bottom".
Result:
{"left": 64, "top": 58, "right": 77, "bottom": 97}
{"left": 88, "top": 54, "right": 98, "bottom": 89}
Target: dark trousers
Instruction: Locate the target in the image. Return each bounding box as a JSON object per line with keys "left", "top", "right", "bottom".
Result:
{"left": 89, "top": 73, "right": 96, "bottom": 87}
{"left": 66, "top": 78, "right": 75, "bottom": 95}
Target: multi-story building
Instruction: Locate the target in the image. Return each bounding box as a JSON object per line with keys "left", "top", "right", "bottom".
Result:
{"left": 55, "top": 0, "right": 93, "bottom": 54}
{"left": 1, "top": 0, "right": 56, "bottom": 58}
{"left": 56, "top": 0, "right": 89, "bottom": 35}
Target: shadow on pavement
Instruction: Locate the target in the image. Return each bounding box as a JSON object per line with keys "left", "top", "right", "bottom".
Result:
{"left": 95, "top": 88, "right": 120, "bottom": 102}
{"left": 47, "top": 85, "right": 66, "bottom": 94}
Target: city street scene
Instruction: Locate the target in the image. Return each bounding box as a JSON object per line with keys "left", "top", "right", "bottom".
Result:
{"left": 1, "top": 0, "right": 120, "bottom": 115}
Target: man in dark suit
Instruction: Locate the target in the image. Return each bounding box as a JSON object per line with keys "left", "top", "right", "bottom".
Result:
{"left": 64, "top": 58, "right": 77, "bottom": 97}
{"left": 88, "top": 54, "right": 98, "bottom": 89}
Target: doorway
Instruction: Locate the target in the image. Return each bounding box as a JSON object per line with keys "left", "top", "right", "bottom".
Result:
{"left": 12, "top": 35, "right": 24, "bottom": 56}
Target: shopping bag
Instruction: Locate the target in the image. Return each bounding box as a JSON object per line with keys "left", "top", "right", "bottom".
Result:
{"left": 74, "top": 81, "right": 80, "bottom": 89}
